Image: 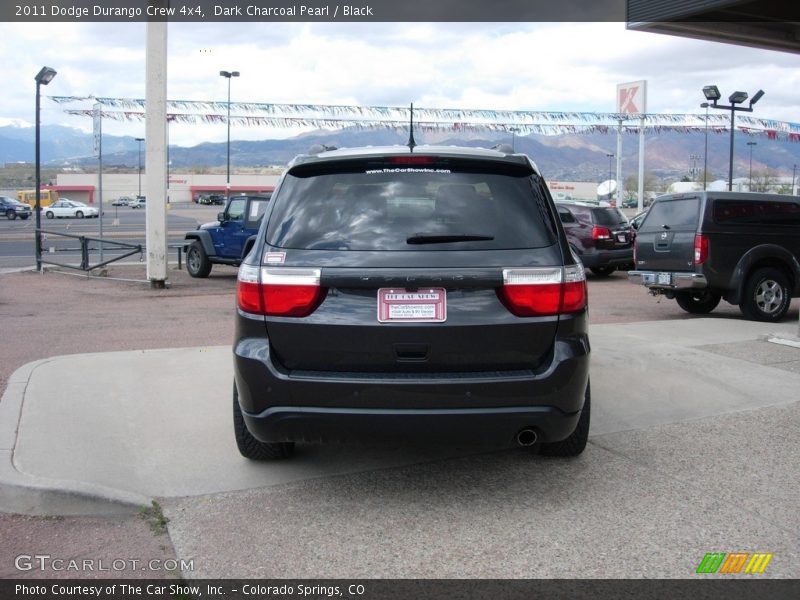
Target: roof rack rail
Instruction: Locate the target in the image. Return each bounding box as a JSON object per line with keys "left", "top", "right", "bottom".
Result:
{"left": 308, "top": 144, "right": 338, "bottom": 155}
{"left": 492, "top": 143, "right": 515, "bottom": 154}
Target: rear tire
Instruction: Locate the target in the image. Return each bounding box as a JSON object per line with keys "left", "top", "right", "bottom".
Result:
{"left": 233, "top": 383, "right": 294, "bottom": 460}
{"left": 6, "top": 210, "right": 16, "bottom": 220}
{"left": 675, "top": 290, "right": 721, "bottom": 314}
{"left": 540, "top": 381, "right": 590, "bottom": 457}
{"left": 186, "top": 241, "right": 212, "bottom": 278}
{"left": 739, "top": 267, "right": 791, "bottom": 322}
{"left": 590, "top": 266, "right": 615, "bottom": 277}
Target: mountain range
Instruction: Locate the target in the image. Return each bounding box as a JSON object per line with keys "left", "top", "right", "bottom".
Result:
{"left": 2, "top": 123, "right": 799, "bottom": 183}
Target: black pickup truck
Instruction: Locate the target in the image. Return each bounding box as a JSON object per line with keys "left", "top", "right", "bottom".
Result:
{"left": 628, "top": 192, "right": 800, "bottom": 322}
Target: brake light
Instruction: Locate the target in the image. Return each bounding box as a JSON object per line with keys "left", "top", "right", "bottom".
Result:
{"left": 388, "top": 156, "right": 435, "bottom": 165}
{"left": 592, "top": 226, "right": 612, "bottom": 240}
{"left": 497, "top": 265, "right": 587, "bottom": 317}
{"left": 237, "top": 266, "right": 326, "bottom": 317}
{"left": 694, "top": 234, "right": 709, "bottom": 265}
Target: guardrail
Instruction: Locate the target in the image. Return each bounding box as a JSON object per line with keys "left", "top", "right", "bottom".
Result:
{"left": 38, "top": 229, "right": 143, "bottom": 271}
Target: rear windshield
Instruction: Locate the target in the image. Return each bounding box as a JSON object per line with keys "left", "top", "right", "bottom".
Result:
{"left": 592, "top": 207, "right": 628, "bottom": 227}
{"left": 640, "top": 197, "right": 700, "bottom": 231}
{"left": 266, "top": 158, "right": 557, "bottom": 251}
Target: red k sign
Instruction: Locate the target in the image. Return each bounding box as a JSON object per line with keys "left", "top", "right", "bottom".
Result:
{"left": 616, "top": 80, "right": 647, "bottom": 114}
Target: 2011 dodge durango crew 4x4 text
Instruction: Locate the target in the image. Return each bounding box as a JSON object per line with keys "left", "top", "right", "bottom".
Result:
{"left": 629, "top": 192, "right": 800, "bottom": 321}
{"left": 232, "top": 145, "right": 591, "bottom": 459}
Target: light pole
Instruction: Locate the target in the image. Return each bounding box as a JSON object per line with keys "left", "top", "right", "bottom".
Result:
{"left": 135, "top": 137, "right": 144, "bottom": 197}
{"left": 219, "top": 70, "right": 239, "bottom": 198}
{"left": 702, "top": 85, "right": 764, "bottom": 191}
{"left": 700, "top": 102, "right": 710, "bottom": 190}
{"left": 793, "top": 164, "right": 797, "bottom": 196}
{"left": 689, "top": 154, "right": 701, "bottom": 180}
{"left": 606, "top": 153, "right": 614, "bottom": 183}
{"left": 747, "top": 141, "right": 757, "bottom": 191}
{"left": 34, "top": 66, "right": 57, "bottom": 272}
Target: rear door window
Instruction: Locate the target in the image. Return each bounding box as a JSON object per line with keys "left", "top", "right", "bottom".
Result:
{"left": 592, "top": 207, "right": 628, "bottom": 227}
{"left": 640, "top": 197, "right": 700, "bottom": 231}
{"left": 266, "top": 158, "right": 557, "bottom": 251}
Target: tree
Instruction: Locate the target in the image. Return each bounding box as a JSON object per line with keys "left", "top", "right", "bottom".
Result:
{"left": 750, "top": 168, "right": 778, "bottom": 193}
{"left": 623, "top": 172, "right": 658, "bottom": 198}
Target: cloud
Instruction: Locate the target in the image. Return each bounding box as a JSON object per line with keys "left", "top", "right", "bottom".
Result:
{"left": 1, "top": 21, "right": 796, "bottom": 147}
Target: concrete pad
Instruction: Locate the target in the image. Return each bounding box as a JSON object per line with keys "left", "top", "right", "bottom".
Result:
{"left": 3, "top": 318, "right": 800, "bottom": 515}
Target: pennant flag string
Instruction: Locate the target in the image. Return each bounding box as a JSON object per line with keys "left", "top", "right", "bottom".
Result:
{"left": 59, "top": 109, "right": 800, "bottom": 142}
{"left": 49, "top": 95, "right": 800, "bottom": 134}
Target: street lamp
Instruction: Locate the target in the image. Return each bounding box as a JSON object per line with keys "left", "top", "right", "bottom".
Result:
{"left": 700, "top": 102, "right": 710, "bottom": 190}
{"left": 702, "top": 85, "right": 764, "bottom": 191}
{"left": 219, "top": 70, "right": 239, "bottom": 198}
{"left": 34, "top": 66, "right": 57, "bottom": 272}
{"left": 135, "top": 137, "right": 144, "bottom": 197}
{"left": 747, "top": 141, "right": 757, "bottom": 191}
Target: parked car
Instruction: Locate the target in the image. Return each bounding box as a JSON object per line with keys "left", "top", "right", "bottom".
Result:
{"left": 0, "top": 196, "right": 32, "bottom": 220}
{"left": 184, "top": 193, "right": 272, "bottom": 277}
{"left": 629, "top": 209, "right": 649, "bottom": 232}
{"left": 232, "top": 145, "right": 590, "bottom": 460}
{"left": 629, "top": 191, "right": 800, "bottom": 321}
{"left": 129, "top": 197, "right": 146, "bottom": 209}
{"left": 43, "top": 199, "right": 99, "bottom": 219}
{"left": 555, "top": 200, "right": 634, "bottom": 276}
{"left": 112, "top": 196, "right": 133, "bottom": 206}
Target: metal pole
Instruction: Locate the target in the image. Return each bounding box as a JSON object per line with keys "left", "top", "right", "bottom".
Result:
{"left": 747, "top": 141, "right": 756, "bottom": 191}
{"left": 135, "top": 137, "right": 144, "bottom": 197}
{"left": 35, "top": 80, "right": 42, "bottom": 272}
{"left": 728, "top": 108, "right": 735, "bottom": 191}
{"left": 226, "top": 76, "right": 231, "bottom": 196}
{"left": 95, "top": 103, "right": 104, "bottom": 264}
{"left": 637, "top": 116, "right": 645, "bottom": 211}
{"left": 793, "top": 164, "right": 797, "bottom": 195}
{"left": 702, "top": 103, "right": 709, "bottom": 190}
{"left": 616, "top": 119, "right": 623, "bottom": 206}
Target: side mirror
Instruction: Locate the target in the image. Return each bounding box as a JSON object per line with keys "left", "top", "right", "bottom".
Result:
{"left": 217, "top": 212, "right": 226, "bottom": 222}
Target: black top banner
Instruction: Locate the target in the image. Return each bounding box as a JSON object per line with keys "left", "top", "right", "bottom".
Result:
{"left": 4, "top": 0, "right": 625, "bottom": 22}
{"left": 4, "top": 0, "right": 799, "bottom": 23}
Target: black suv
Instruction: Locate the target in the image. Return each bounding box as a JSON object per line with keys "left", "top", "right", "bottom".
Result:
{"left": 0, "top": 196, "right": 32, "bottom": 220}
{"left": 629, "top": 192, "right": 800, "bottom": 321}
{"left": 232, "top": 145, "right": 590, "bottom": 460}
{"left": 555, "top": 201, "right": 633, "bottom": 276}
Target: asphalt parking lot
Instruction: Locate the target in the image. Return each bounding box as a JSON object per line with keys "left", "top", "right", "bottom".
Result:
{"left": 1, "top": 264, "right": 799, "bottom": 582}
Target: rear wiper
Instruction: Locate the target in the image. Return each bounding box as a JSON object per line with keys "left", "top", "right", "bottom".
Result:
{"left": 406, "top": 233, "right": 495, "bottom": 245}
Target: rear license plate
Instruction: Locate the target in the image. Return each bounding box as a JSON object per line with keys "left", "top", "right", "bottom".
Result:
{"left": 617, "top": 233, "right": 627, "bottom": 243}
{"left": 657, "top": 272, "right": 672, "bottom": 285}
{"left": 378, "top": 288, "right": 447, "bottom": 323}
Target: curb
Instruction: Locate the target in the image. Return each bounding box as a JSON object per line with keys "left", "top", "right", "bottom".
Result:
{"left": 0, "top": 359, "right": 151, "bottom": 516}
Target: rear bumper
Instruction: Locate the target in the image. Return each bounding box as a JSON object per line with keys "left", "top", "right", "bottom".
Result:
{"left": 241, "top": 405, "right": 581, "bottom": 447}
{"left": 234, "top": 321, "right": 590, "bottom": 445}
{"left": 578, "top": 248, "right": 633, "bottom": 268}
{"left": 628, "top": 270, "right": 708, "bottom": 290}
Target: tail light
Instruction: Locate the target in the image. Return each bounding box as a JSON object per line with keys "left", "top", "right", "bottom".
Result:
{"left": 237, "top": 265, "right": 326, "bottom": 317}
{"left": 694, "top": 234, "right": 709, "bottom": 265}
{"left": 497, "top": 265, "right": 587, "bottom": 317}
{"left": 592, "top": 226, "right": 612, "bottom": 240}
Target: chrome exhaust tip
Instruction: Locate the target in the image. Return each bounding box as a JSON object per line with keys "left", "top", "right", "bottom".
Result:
{"left": 516, "top": 428, "right": 538, "bottom": 447}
